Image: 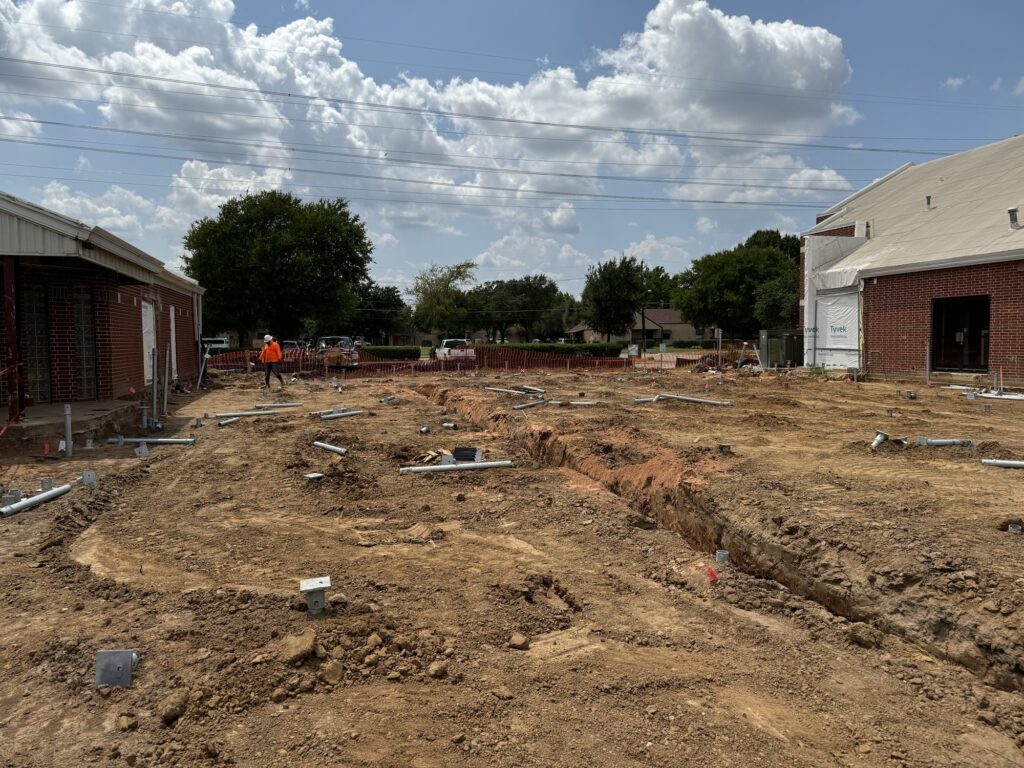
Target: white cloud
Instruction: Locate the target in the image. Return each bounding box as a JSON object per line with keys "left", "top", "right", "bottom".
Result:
{"left": 1015, "top": 77, "right": 1024, "bottom": 96}
{"left": 75, "top": 155, "right": 91, "bottom": 171}
{"left": 941, "top": 76, "right": 966, "bottom": 90}
{"left": 40, "top": 182, "right": 186, "bottom": 239}
{"left": 475, "top": 234, "right": 590, "bottom": 278}
{"left": 991, "top": 76, "right": 1004, "bottom": 91}
{"left": 0, "top": 109, "right": 42, "bottom": 137}
{"left": 369, "top": 231, "right": 399, "bottom": 248}
{"left": 539, "top": 202, "right": 580, "bottom": 235}
{"left": 696, "top": 216, "right": 716, "bottom": 233}
{"left": 604, "top": 233, "right": 691, "bottom": 269}
{"left": 0, "top": 0, "right": 856, "bottom": 268}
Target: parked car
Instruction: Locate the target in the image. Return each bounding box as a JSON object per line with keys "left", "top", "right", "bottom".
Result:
{"left": 435, "top": 338, "right": 475, "bottom": 359}
{"left": 315, "top": 335, "right": 359, "bottom": 368}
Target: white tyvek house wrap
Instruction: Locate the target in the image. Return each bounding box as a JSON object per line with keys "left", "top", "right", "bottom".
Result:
{"left": 803, "top": 234, "right": 867, "bottom": 368}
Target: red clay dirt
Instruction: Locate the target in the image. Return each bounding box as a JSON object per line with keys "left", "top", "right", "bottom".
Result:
{"left": 0, "top": 369, "right": 1022, "bottom": 767}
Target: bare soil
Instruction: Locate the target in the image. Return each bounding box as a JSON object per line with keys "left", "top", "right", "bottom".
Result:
{"left": 1, "top": 369, "right": 1023, "bottom": 767}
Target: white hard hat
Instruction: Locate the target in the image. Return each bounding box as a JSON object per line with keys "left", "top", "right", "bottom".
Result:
{"left": 264, "top": 334, "right": 273, "bottom": 343}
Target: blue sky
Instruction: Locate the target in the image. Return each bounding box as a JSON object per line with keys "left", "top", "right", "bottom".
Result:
{"left": 0, "top": 0, "right": 1021, "bottom": 295}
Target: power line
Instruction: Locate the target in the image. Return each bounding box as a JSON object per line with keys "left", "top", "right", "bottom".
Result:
{"left": 10, "top": 8, "right": 1023, "bottom": 116}
{"left": 0, "top": 135, "right": 832, "bottom": 208}
{"left": 0, "top": 114, "right": 858, "bottom": 193}
{"left": 0, "top": 56, "right": 955, "bottom": 155}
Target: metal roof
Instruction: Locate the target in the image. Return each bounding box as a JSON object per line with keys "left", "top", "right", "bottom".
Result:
{"left": 806, "top": 135, "right": 1024, "bottom": 288}
{"left": 0, "top": 190, "right": 204, "bottom": 294}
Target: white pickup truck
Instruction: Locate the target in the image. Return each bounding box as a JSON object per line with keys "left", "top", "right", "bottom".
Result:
{"left": 435, "top": 338, "right": 476, "bottom": 359}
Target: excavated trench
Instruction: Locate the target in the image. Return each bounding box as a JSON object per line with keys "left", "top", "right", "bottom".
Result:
{"left": 425, "top": 384, "right": 1024, "bottom": 694}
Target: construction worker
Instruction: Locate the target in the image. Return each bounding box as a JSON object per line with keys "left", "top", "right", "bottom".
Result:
{"left": 258, "top": 334, "right": 284, "bottom": 388}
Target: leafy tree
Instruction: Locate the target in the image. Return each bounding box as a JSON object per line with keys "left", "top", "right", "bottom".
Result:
{"left": 355, "top": 281, "right": 411, "bottom": 344}
{"left": 673, "top": 240, "right": 797, "bottom": 338}
{"left": 580, "top": 256, "right": 647, "bottom": 341}
{"left": 182, "top": 191, "right": 372, "bottom": 345}
{"left": 408, "top": 262, "right": 476, "bottom": 338}
{"left": 505, "top": 275, "right": 561, "bottom": 340}
{"left": 744, "top": 229, "right": 800, "bottom": 264}
{"left": 642, "top": 265, "right": 681, "bottom": 308}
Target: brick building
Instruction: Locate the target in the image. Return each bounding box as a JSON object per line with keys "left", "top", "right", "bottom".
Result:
{"left": 802, "top": 136, "right": 1024, "bottom": 382}
{"left": 0, "top": 191, "right": 204, "bottom": 420}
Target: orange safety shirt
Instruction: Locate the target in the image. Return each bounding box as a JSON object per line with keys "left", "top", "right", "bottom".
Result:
{"left": 259, "top": 340, "right": 282, "bottom": 363}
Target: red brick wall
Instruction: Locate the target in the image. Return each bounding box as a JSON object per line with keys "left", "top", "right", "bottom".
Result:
{"left": 862, "top": 260, "right": 1024, "bottom": 381}
{"left": 154, "top": 285, "right": 199, "bottom": 383}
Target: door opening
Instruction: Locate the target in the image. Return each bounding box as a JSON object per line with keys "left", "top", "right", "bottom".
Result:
{"left": 931, "top": 295, "right": 989, "bottom": 372}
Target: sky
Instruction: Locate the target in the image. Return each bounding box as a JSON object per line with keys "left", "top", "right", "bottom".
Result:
{"left": 0, "top": 0, "right": 1022, "bottom": 296}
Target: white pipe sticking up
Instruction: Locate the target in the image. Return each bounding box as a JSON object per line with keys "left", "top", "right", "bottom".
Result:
{"left": 399, "top": 460, "right": 513, "bottom": 474}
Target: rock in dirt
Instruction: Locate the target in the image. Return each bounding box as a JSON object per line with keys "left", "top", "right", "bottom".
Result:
{"left": 277, "top": 628, "right": 317, "bottom": 665}
{"left": 627, "top": 513, "right": 657, "bottom": 530}
{"left": 319, "top": 659, "right": 344, "bottom": 685}
{"left": 270, "top": 687, "right": 287, "bottom": 703}
{"left": 427, "top": 660, "right": 448, "bottom": 679}
{"left": 158, "top": 689, "right": 189, "bottom": 726}
{"left": 492, "top": 686, "right": 514, "bottom": 700}
{"left": 848, "top": 622, "right": 884, "bottom": 649}
{"left": 117, "top": 715, "right": 138, "bottom": 732}
{"left": 508, "top": 632, "right": 531, "bottom": 651}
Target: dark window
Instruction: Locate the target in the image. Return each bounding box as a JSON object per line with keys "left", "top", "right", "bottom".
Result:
{"left": 20, "top": 284, "right": 50, "bottom": 403}
{"left": 74, "top": 286, "right": 97, "bottom": 399}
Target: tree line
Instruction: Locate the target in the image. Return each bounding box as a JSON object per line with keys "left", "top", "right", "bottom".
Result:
{"left": 182, "top": 191, "right": 801, "bottom": 345}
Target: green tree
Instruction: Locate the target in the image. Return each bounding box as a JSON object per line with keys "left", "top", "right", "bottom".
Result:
{"left": 672, "top": 239, "right": 797, "bottom": 338}
{"left": 642, "top": 265, "right": 682, "bottom": 308}
{"left": 505, "top": 275, "right": 561, "bottom": 340}
{"left": 408, "top": 262, "right": 476, "bottom": 338}
{"left": 743, "top": 229, "right": 800, "bottom": 264}
{"left": 182, "top": 191, "right": 372, "bottom": 344}
{"left": 355, "top": 281, "right": 411, "bottom": 344}
{"left": 580, "top": 256, "right": 647, "bottom": 341}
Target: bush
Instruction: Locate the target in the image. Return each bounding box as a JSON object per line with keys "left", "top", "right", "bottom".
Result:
{"left": 361, "top": 345, "right": 421, "bottom": 360}
{"left": 480, "top": 343, "right": 625, "bottom": 357}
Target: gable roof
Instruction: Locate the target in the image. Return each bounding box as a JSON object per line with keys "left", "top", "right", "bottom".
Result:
{"left": 0, "top": 190, "right": 203, "bottom": 295}
{"left": 806, "top": 135, "right": 1024, "bottom": 287}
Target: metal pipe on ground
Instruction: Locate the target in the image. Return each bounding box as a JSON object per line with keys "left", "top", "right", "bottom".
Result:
{"left": 320, "top": 410, "right": 363, "bottom": 420}
{"left": 313, "top": 441, "right": 348, "bottom": 456}
{"left": 568, "top": 401, "right": 598, "bottom": 406}
{"left": 213, "top": 411, "right": 279, "bottom": 418}
{"left": 254, "top": 402, "right": 303, "bottom": 409}
{"left": 0, "top": 483, "right": 73, "bottom": 518}
{"left": 981, "top": 459, "right": 1024, "bottom": 469}
{"left": 107, "top": 437, "right": 195, "bottom": 446}
{"left": 656, "top": 393, "right": 733, "bottom": 407}
{"left": 915, "top": 437, "right": 972, "bottom": 447}
{"left": 870, "top": 431, "right": 889, "bottom": 451}
{"left": 483, "top": 387, "right": 529, "bottom": 395}
{"left": 63, "top": 404, "right": 72, "bottom": 457}
{"left": 633, "top": 397, "right": 658, "bottom": 404}
{"left": 218, "top": 417, "right": 241, "bottom": 427}
{"left": 512, "top": 400, "right": 550, "bottom": 410}
{"left": 399, "top": 460, "right": 513, "bottom": 474}
{"left": 520, "top": 386, "right": 545, "bottom": 394}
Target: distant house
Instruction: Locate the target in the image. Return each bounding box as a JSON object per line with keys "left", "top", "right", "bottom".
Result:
{"left": 802, "top": 135, "right": 1024, "bottom": 381}
{"left": 0, "top": 191, "right": 204, "bottom": 421}
{"left": 568, "top": 308, "right": 702, "bottom": 345}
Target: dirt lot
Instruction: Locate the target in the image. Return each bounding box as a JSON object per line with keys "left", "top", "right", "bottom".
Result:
{"left": 1, "top": 369, "right": 1023, "bottom": 767}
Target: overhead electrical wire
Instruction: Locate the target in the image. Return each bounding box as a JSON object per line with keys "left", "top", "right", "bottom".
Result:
{"left": 0, "top": 56, "right": 955, "bottom": 155}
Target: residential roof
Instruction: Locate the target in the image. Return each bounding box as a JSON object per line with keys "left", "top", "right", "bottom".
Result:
{"left": 0, "top": 190, "right": 204, "bottom": 295}
{"left": 806, "top": 135, "right": 1024, "bottom": 287}
{"left": 568, "top": 309, "right": 686, "bottom": 335}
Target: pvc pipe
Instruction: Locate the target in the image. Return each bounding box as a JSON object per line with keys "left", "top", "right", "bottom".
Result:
{"left": 213, "top": 411, "right": 279, "bottom": 417}
{"left": 63, "top": 404, "right": 72, "bottom": 457}
{"left": 870, "top": 431, "right": 889, "bottom": 451}
{"left": 313, "top": 441, "right": 348, "bottom": 456}
{"left": 657, "top": 393, "right": 733, "bottom": 407}
{"left": 218, "top": 417, "right": 240, "bottom": 427}
{"left": 162, "top": 343, "right": 170, "bottom": 416}
{"left": 151, "top": 348, "right": 158, "bottom": 428}
{"left": 981, "top": 459, "right": 1024, "bottom": 469}
{"left": 107, "top": 437, "right": 195, "bottom": 445}
{"left": 915, "top": 437, "right": 972, "bottom": 447}
{"left": 0, "top": 483, "right": 72, "bottom": 518}
{"left": 633, "top": 397, "right": 657, "bottom": 404}
{"left": 520, "top": 386, "right": 545, "bottom": 394}
{"left": 254, "top": 402, "right": 303, "bottom": 409}
{"left": 483, "top": 387, "right": 529, "bottom": 395}
{"left": 441, "top": 422, "right": 458, "bottom": 429}
{"left": 399, "top": 460, "right": 513, "bottom": 474}
{"left": 512, "top": 400, "right": 549, "bottom": 410}
{"left": 569, "top": 401, "right": 598, "bottom": 406}
{"left": 320, "top": 410, "right": 363, "bottom": 420}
